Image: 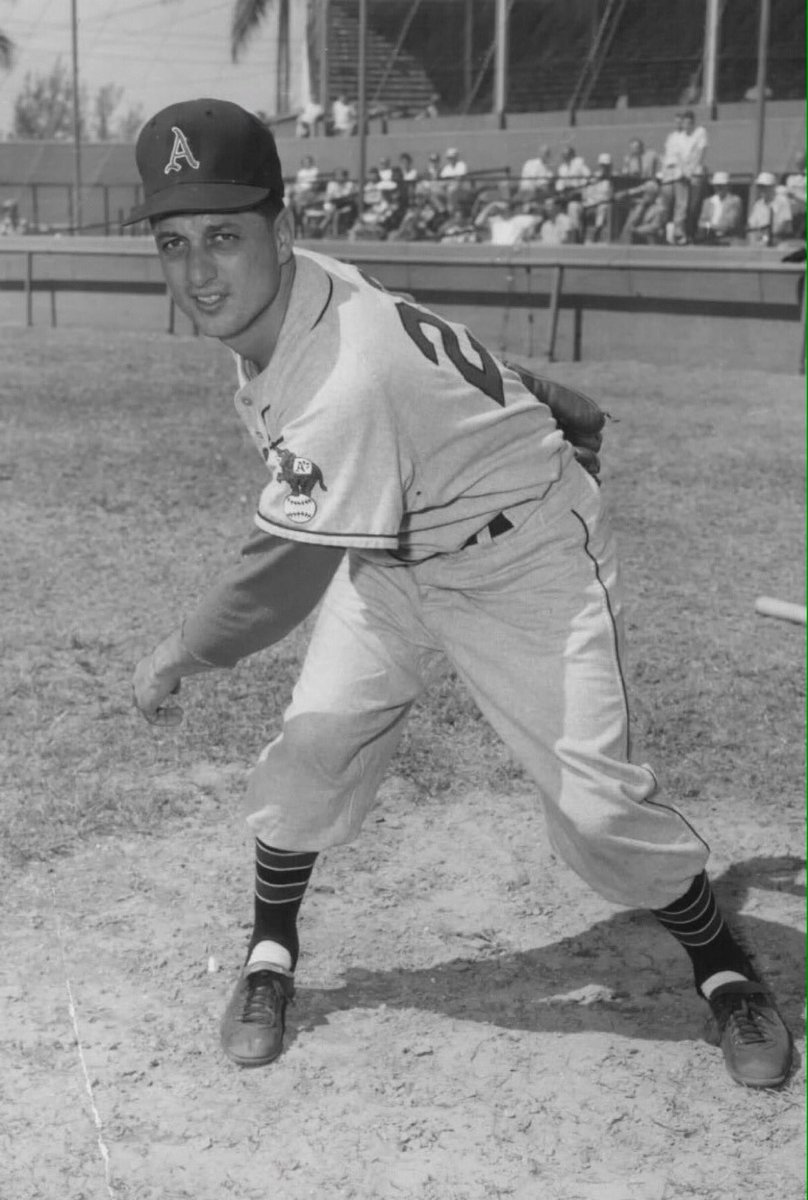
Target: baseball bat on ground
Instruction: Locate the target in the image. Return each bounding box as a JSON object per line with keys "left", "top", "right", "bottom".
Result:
{"left": 754, "top": 596, "right": 807, "bottom": 625}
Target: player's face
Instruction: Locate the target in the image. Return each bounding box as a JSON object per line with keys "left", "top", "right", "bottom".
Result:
{"left": 153, "top": 208, "right": 295, "bottom": 366}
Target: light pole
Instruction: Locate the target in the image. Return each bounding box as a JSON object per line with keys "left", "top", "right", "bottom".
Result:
{"left": 754, "top": 0, "right": 771, "bottom": 176}
{"left": 70, "top": 0, "right": 82, "bottom": 234}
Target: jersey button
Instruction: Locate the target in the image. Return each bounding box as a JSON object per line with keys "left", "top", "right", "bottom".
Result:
{"left": 241, "top": 396, "right": 253, "bottom": 406}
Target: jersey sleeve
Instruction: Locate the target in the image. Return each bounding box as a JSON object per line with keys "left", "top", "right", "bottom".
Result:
{"left": 180, "top": 530, "right": 344, "bottom": 668}
{"left": 253, "top": 375, "right": 409, "bottom": 549}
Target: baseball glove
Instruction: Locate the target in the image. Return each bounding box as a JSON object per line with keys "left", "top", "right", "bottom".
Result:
{"left": 504, "top": 361, "right": 609, "bottom": 479}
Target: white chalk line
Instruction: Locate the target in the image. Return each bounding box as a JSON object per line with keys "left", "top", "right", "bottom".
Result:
{"left": 50, "top": 883, "right": 116, "bottom": 1198}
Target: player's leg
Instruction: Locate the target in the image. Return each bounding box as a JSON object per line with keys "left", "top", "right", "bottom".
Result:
{"left": 421, "top": 467, "right": 792, "bottom": 1087}
{"left": 221, "top": 553, "right": 443, "bottom": 1066}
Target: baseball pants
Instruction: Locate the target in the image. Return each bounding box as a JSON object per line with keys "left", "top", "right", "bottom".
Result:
{"left": 244, "top": 463, "right": 709, "bottom": 911}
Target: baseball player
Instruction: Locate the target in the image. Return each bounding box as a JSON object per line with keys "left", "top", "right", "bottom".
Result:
{"left": 128, "top": 99, "right": 792, "bottom": 1088}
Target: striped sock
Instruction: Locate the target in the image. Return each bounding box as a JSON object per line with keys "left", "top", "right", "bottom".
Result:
{"left": 652, "top": 871, "right": 755, "bottom": 995}
{"left": 249, "top": 840, "right": 318, "bottom": 971}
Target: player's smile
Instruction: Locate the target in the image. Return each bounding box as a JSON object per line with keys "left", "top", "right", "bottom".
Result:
{"left": 153, "top": 209, "right": 295, "bottom": 366}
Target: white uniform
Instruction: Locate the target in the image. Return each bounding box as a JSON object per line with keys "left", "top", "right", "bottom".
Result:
{"left": 225, "top": 250, "right": 708, "bottom": 909}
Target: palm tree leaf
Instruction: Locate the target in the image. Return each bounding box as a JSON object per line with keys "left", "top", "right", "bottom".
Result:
{"left": 0, "top": 33, "right": 14, "bottom": 70}
{"left": 231, "top": 0, "right": 273, "bottom": 61}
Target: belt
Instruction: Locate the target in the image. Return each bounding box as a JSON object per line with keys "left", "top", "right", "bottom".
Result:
{"left": 462, "top": 511, "right": 514, "bottom": 549}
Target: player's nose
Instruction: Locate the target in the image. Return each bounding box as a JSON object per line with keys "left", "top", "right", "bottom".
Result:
{"left": 186, "top": 244, "right": 217, "bottom": 288}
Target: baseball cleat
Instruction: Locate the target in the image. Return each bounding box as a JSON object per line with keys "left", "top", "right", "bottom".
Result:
{"left": 704, "top": 980, "right": 793, "bottom": 1088}
{"left": 220, "top": 961, "right": 294, "bottom": 1067}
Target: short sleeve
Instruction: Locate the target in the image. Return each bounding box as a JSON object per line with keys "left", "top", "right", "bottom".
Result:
{"left": 253, "top": 378, "right": 409, "bottom": 549}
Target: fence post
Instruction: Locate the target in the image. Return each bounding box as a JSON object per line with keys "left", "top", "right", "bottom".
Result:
{"left": 573, "top": 303, "right": 583, "bottom": 361}
{"left": 50, "top": 289, "right": 57, "bottom": 328}
{"left": 31, "top": 184, "right": 39, "bottom": 232}
{"left": 24, "top": 251, "right": 33, "bottom": 326}
{"left": 546, "top": 264, "right": 564, "bottom": 361}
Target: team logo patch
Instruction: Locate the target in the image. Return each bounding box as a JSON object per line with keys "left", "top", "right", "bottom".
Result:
{"left": 164, "top": 126, "right": 200, "bottom": 175}
{"left": 276, "top": 448, "right": 327, "bottom": 524}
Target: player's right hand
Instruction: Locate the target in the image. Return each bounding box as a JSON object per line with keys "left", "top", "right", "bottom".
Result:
{"left": 132, "top": 652, "right": 184, "bottom": 726}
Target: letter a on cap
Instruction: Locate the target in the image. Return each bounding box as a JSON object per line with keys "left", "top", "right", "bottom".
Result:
{"left": 164, "top": 126, "right": 201, "bottom": 175}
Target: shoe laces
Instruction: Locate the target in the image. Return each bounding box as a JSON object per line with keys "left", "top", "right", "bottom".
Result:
{"left": 241, "top": 971, "right": 287, "bottom": 1025}
{"left": 721, "top": 995, "right": 775, "bottom": 1047}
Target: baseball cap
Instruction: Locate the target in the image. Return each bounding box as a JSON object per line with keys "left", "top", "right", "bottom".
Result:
{"left": 446, "top": 146, "right": 458, "bottom": 156}
{"left": 123, "top": 98, "right": 285, "bottom": 225}
{"left": 755, "top": 171, "right": 776, "bottom": 186}
{"left": 711, "top": 170, "right": 730, "bottom": 185}
{"left": 597, "top": 153, "right": 612, "bottom": 165}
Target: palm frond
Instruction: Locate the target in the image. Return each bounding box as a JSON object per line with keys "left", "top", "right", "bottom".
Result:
{"left": 0, "top": 33, "right": 14, "bottom": 70}
{"left": 231, "top": 0, "right": 273, "bottom": 62}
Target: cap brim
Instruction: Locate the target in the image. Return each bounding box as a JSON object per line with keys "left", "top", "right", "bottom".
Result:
{"left": 122, "top": 181, "right": 277, "bottom": 225}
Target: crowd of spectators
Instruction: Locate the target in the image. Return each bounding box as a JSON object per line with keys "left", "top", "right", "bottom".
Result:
{"left": 285, "top": 108, "right": 805, "bottom": 251}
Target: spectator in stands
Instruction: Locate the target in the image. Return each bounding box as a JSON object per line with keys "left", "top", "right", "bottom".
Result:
{"left": 783, "top": 150, "right": 806, "bottom": 238}
{"left": 289, "top": 154, "right": 321, "bottom": 235}
{"left": 414, "top": 92, "right": 442, "bottom": 120}
{"left": 472, "top": 182, "right": 541, "bottom": 246}
{"left": 518, "top": 144, "right": 554, "bottom": 202}
{"left": 534, "top": 196, "right": 574, "bottom": 246}
{"left": 555, "top": 144, "right": 589, "bottom": 241}
{"left": 746, "top": 172, "right": 794, "bottom": 246}
{"left": 619, "top": 179, "right": 670, "bottom": 245}
{"left": 318, "top": 168, "right": 358, "bottom": 237}
{"left": 331, "top": 94, "right": 356, "bottom": 137}
{"left": 581, "top": 153, "right": 615, "bottom": 243}
{"left": 695, "top": 171, "right": 744, "bottom": 244}
{"left": 425, "top": 152, "right": 442, "bottom": 180}
{"left": 662, "top": 109, "right": 708, "bottom": 243}
{"left": 349, "top": 167, "right": 407, "bottom": 241}
{"left": 398, "top": 152, "right": 420, "bottom": 201}
{"left": 378, "top": 157, "right": 394, "bottom": 184}
{"left": 295, "top": 100, "right": 325, "bottom": 139}
{"left": 389, "top": 179, "right": 449, "bottom": 243}
{"left": 0, "top": 199, "right": 20, "bottom": 235}
{"left": 440, "top": 147, "right": 468, "bottom": 181}
{"left": 621, "top": 137, "right": 661, "bottom": 182}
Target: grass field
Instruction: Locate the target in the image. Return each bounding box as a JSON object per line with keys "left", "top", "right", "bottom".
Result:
{"left": 1, "top": 325, "right": 805, "bottom": 1200}
{"left": 2, "top": 326, "right": 803, "bottom": 873}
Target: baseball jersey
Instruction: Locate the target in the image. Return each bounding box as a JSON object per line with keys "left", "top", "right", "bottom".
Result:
{"left": 234, "top": 248, "right": 571, "bottom": 563}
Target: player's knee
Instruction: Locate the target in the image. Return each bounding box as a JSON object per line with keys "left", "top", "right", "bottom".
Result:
{"left": 268, "top": 712, "right": 364, "bottom": 786}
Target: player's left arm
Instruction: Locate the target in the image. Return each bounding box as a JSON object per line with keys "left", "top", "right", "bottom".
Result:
{"left": 132, "top": 531, "right": 344, "bottom": 723}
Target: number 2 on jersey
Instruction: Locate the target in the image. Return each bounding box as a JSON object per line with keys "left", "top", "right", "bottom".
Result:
{"left": 396, "top": 300, "right": 505, "bottom": 407}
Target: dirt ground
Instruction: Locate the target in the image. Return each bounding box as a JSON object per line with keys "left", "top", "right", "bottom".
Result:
{"left": 3, "top": 765, "right": 804, "bottom": 1200}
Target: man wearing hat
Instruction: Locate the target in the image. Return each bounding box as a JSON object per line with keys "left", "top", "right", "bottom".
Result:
{"left": 695, "top": 171, "right": 743, "bottom": 244}
{"left": 126, "top": 98, "right": 793, "bottom": 1091}
{"left": 747, "top": 171, "right": 794, "bottom": 245}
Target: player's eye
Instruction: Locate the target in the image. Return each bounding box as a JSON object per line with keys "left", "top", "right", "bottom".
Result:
{"left": 211, "top": 231, "right": 238, "bottom": 246}
{"left": 157, "top": 237, "right": 184, "bottom": 255}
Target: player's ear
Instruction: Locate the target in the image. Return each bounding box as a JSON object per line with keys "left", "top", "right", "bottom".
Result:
{"left": 273, "top": 206, "right": 295, "bottom": 264}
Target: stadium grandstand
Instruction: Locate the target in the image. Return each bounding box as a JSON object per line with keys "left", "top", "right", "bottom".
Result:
{"left": 0, "top": 0, "right": 803, "bottom": 242}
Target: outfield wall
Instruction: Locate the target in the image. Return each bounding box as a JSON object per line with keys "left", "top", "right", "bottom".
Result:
{"left": 0, "top": 237, "right": 801, "bottom": 374}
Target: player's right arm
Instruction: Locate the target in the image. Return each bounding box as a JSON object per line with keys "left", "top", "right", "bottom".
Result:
{"left": 131, "top": 531, "right": 343, "bottom": 723}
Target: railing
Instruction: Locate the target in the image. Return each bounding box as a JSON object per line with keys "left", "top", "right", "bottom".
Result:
{"left": 0, "top": 236, "right": 803, "bottom": 371}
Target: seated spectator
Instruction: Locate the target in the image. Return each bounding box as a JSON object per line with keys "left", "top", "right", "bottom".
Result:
{"left": 518, "top": 144, "right": 554, "bottom": 202}
{"left": 581, "top": 154, "right": 615, "bottom": 242}
{"left": 378, "top": 156, "right": 394, "bottom": 185}
{"left": 695, "top": 171, "right": 744, "bottom": 244}
{"left": 0, "top": 199, "right": 20, "bottom": 235}
{"left": 747, "top": 171, "right": 794, "bottom": 245}
{"left": 534, "top": 196, "right": 574, "bottom": 245}
{"left": 331, "top": 94, "right": 356, "bottom": 136}
{"left": 389, "top": 180, "right": 449, "bottom": 242}
{"left": 295, "top": 100, "right": 325, "bottom": 139}
{"left": 440, "top": 147, "right": 468, "bottom": 204}
{"left": 349, "top": 167, "right": 407, "bottom": 240}
{"left": 398, "top": 152, "right": 420, "bottom": 202}
{"left": 555, "top": 144, "right": 589, "bottom": 240}
{"left": 473, "top": 183, "right": 542, "bottom": 246}
{"left": 289, "top": 154, "right": 321, "bottom": 234}
{"left": 439, "top": 182, "right": 481, "bottom": 244}
{"left": 317, "top": 168, "right": 358, "bottom": 237}
{"left": 414, "top": 92, "right": 442, "bottom": 120}
{"left": 783, "top": 151, "right": 806, "bottom": 238}
{"left": 621, "top": 137, "right": 661, "bottom": 182}
{"left": 619, "top": 179, "right": 670, "bottom": 244}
